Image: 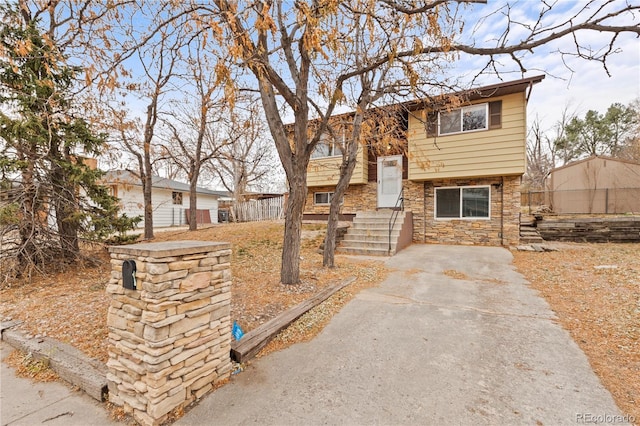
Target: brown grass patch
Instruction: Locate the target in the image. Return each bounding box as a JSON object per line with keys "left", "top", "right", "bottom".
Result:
{"left": 4, "top": 349, "right": 59, "bottom": 382}
{"left": 513, "top": 243, "right": 639, "bottom": 422}
{"left": 443, "top": 269, "right": 471, "bottom": 280}
{"left": 1, "top": 221, "right": 388, "bottom": 367}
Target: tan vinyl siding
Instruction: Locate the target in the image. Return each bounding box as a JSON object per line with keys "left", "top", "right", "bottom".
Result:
{"left": 307, "top": 143, "right": 368, "bottom": 187}
{"left": 408, "top": 92, "right": 527, "bottom": 181}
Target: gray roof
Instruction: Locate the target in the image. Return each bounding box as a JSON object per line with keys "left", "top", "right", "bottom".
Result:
{"left": 103, "top": 170, "right": 227, "bottom": 197}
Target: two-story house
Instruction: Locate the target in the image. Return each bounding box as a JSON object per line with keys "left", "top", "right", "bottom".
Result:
{"left": 304, "top": 75, "right": 545, "bottom": 254}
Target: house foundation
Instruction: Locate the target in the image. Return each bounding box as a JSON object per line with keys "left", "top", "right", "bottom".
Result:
{"left": 304, "top": 175, "right": 521, "bottom": 247}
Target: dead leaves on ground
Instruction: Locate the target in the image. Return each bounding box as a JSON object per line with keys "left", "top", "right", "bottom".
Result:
{"left": 1, "top": 221, "right": 388, "bottom": 366}
{"left": 513, "top": 243, "right": 639, "bottom": 422}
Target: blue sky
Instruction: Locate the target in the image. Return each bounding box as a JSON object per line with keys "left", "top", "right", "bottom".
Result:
{"left": 91, "top": 0, "right": 638, "bottom": 182}
{"left": 451, "top": 0, "right": 639, "bottom": 130}
{"left": 109, "top": 1, "right": 639, "bottom": 130}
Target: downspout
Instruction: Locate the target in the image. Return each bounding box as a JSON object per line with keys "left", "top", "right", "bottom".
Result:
{"left": 501, "top": 176, "right": 504, "bottom": 246}
{"left": 423, "top": 182, "right": 427, "bottom": 242}
{"left": 526, "top": 81, "right": 534, "bottom": 103}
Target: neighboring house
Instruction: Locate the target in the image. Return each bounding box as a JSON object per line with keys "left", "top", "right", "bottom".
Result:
{"left": 545, "top": 156, "right": 640, "bottom": 214}
{"left": 305, "top": 75, "right": 545, "bottom": 248}
{"left": 103, "top": 170, "right": 226, "bottom": 228}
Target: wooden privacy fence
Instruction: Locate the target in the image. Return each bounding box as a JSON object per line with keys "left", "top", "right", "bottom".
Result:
{"left": 522, "top": 188, "right": 640, "bottom": 214}
{"left": 233, "top": 196, "right": 284, "bottom": 222}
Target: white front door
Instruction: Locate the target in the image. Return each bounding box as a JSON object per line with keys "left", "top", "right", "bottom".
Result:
{"left": 377, "top": 155, "right": 403, "bottom": 208}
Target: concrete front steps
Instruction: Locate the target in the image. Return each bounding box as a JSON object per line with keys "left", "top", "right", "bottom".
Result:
{"left": 520, "top": 214, "right": 544, "bottom": 244}
{"left": 337, "top": 210, "right": 413, "bottom": 256}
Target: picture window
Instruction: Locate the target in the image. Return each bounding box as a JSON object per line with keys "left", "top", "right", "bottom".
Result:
{"left": 435, "top": 186, "right": 490, "bottom": 219}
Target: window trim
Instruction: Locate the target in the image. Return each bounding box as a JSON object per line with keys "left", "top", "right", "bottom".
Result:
{"left": 438, "top": 103, "right": 489, "bottom": 136}
{"left": 172, "top": 191, "right": 183, "bottom": 205}
{"left": 310, "top": 130, "right": 345, "bottom": 159}
{"left": 434, "top": 185, "right": 491, "bottom": 220}
{"left": 314, "top": 191, "right": 343, "bottom": 206}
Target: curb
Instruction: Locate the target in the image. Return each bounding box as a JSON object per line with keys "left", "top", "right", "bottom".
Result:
{"left": 0, "top": 321, "right": 108, "bottom": 402}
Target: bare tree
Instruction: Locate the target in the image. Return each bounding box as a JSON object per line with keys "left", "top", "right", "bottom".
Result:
{"left": 190, "top": 1, "right": 465, "bottom": 282}
{"left": 205, "top": 102, "right": 277, "bottom": 221}
{"left": 186, "top": 0, "right": 638, "bottom": 283}
{"left": 20, "top": 1, "right": 638, "bottom": 283}
{"left": 158, "top": 38, "right": 229, "bottom": 231}
{"left": 98, "top": 4, "right": 188, "bottom": 239}
{"left": 525, "top": 115, "right": 554, "bottom": 189}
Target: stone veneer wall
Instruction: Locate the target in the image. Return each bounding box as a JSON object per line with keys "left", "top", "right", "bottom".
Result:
{"left": 403, "top": 180, "right": 426, "bottom": 242}
{"left": 305, "top": 183, "right": 378, "bottom": 216}
{"left": 418, "top": 176, "right": 521, "bottom": 246}
{"left": 306, "top": 175, "right": 521, "bottom": 246}
{"left": 107, "top": 241, "right": 232, "bottom": 426}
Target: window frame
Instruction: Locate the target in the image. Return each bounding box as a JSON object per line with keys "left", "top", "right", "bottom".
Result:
{"left": 434, "top": 185, "right": 491, "bottom": 220}
{"left": 310, "top": 129, "right": 345, "bottom": 159}
{"left": 438, "top": 103, "right": 489, "bottom": 136}
{"left": 172, "top": 191, "right": 183, "bottom": 205}
{"left": 313, "top": 191, "right": 343, "bottom": 206}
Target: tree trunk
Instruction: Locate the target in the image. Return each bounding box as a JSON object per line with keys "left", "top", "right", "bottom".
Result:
{"left": 143, "top": 172, "right": 154, "bottom": 239}
{"left": 323, "top": 139, "right": 359, "bottom": 268}
{"left": 53, "top": 191, "right": 79, "bottom": 260}
{"left": 188, "top": 169, "right": 198, "bottom": 231}
{"left": 323, "top": 108, "right": 366, "bottom": 268}
{"left": 280, "top": 169, "right": 307, "bottom": 284}
{"left": 323, "top": 203, "right": 339, "bottom": 268}
{"left": 17, "top": 160, "right": 39, "bottom": 271}
{"left": 50, "top": 150, "right": 80, "bottom": 261}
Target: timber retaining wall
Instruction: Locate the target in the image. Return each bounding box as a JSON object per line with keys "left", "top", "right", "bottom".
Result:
{"left": 537, "top": 216, "right": 640, "bottom": 243}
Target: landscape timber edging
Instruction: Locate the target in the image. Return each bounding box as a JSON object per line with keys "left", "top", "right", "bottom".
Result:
{"left": 230, "top": 276, "right": 357, "bottom": 363}
{"left": 1, "top": 321, "right": 108, "bottom": 402}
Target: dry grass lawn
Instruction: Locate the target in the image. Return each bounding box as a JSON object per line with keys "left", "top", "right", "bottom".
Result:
{"left": 2, "top": 223, "right": 637, "bottom": 425}
{"left": 513, "top": 243, "right": 639, "bottom": 423}
{"left": 0, "top": 221, "right": 387, "bottom": 364}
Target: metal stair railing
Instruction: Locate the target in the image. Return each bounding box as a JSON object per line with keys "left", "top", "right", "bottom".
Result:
{"left": 388, "top": 188, "right": 404, "bottom": 254}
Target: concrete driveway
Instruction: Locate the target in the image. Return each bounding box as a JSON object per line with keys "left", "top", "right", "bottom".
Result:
{"left": 178, "top": 244, "right": 627, "bottom": 425}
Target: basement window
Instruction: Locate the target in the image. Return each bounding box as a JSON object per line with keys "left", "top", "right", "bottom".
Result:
{"left": 435, "top": 186, "right": 490, "bottom": 219}
{"left": 314, "top": 192, "right": 334, "bottom": 205}
{"left": 314, "top": 192, "right": 344, "bottom": 205}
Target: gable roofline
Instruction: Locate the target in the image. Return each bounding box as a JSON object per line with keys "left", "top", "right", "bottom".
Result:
{"left": 103, "top": 170, "right": 226, "bottom": 197}
{"left": 550, "top": 155, "right": 640, "bottom": 174}
{"left": 400, "top": 74, "right": 546, "bottom": 112}
{"left": 285, "top": 75, "right": 545, "bottom": 127}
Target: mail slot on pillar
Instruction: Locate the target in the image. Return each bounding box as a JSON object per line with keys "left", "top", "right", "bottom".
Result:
{"left": 122, "top": 259, "right": 137, "bottom": 290}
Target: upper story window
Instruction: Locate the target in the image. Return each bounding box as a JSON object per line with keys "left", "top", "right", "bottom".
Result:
{"left": 311, "top": 130, "right": 344, "bottom": 159}
{"left": 439, "top": 103, "right": 488, "bottom": 135}
{"left": 172, "top": 191, "right": 183, "bottom": 205}
{"left": 427, "top": 100, "right": 502, "bottom": 137}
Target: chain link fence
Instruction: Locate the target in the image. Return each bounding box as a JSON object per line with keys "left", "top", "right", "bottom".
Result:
{"left": 522, "top": 188, "right": 640, "bottom": 215}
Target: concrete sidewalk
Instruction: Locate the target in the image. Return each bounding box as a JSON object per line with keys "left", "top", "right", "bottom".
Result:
{"left": 177, "top": 244, "right": 628, "bottom": 425}
{"left": 0, "top": 342, "right": 116, "bottom": 426}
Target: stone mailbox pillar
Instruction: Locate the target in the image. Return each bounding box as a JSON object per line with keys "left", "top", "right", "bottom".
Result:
{"left": 106, "top": 241, "right": 232, "bottom": 426}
